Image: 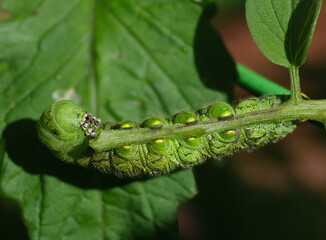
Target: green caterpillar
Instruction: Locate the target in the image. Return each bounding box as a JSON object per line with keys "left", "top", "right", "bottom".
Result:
{"left": 37, "top": 95, "right": 298, "bottom": 178}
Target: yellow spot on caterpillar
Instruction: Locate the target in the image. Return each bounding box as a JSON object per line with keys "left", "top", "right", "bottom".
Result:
{"left": 225, "top": 130, "right": 235, "bottom": 135}
{"left": 187, "top": 137, "right": 196, "bottom": 141}
{"left": 121, "top": 123, "right": 132, "bottom": 129}
{"left": 154, "top": 139, "right": 165, "bottom": 144}
{"left": 301, "top": 93, "right": 309, "bottom": 100}
{"left": 186, "top": 117, "right": 196, "bottom": 123}
{"left": 123, "top": 145, "right": 131, "bottom": 150}
{"left": 220, "top": 111, "right": 232, "bottom": 117}
{"left": 151, "top": 120, "right": 162, "bottom": 126}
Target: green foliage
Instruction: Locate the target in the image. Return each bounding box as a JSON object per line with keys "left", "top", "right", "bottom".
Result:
{"left": 0, "top": 0, "right": 324, "bottom": 239}
{"left": 246, "top": 0, "right": 322, "bottom": 67}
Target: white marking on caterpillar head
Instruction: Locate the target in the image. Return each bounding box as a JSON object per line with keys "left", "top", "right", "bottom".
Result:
{"left": 81, "top": 112, "right": 88, "bottom": 123}
{"left": 86, "top": 128, "right": 93, "bottom": 136}
{"left": 79, "top": 112, "right": 102, "bottom": 138}
{"left": 81, "top": 122, "right": 89, "bottom": 131}
{"left": 95, "top": 118, "right": 101, "bottom": 125}
{"left": 90, "top": 131, "right": 96, "bottom": 138}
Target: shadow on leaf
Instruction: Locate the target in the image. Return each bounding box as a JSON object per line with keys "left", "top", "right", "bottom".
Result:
{"left": 194, "top": 3, "right": 237, "bottom": 101}
{"left": 0, "top": 197, "right": 28, "bottom": 240}
{"left": 3, "top": 119, "right": 138, "bottom": 190}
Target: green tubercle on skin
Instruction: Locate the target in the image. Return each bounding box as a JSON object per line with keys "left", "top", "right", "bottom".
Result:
{"left": 115, "top": 144, "right": 137, "bottom": 159}
{"left": 183, "top": 137, "right": 202, "bottom": 148}
{"left": 207, "top": 102, "right": 234, "bottom": 120}
{"left": 218, "top": 129, "right": 237, "bottom": 142}
{"left": 119, "top": 120, "right": 140, "bottom": 130}
{"left": 149, "top": 139, "right": 171, "bottom": 153}
{"left": 37, "top": 100, "right": 90, "bottom": 164}
{"left": 202, "top": 102, "right": 237, "bottom": 142}
{"left": 172, "top": 111, "right": 198, "bottom": 125}
{"left": 142, "top": 116, "right": 165, "bottom": 129}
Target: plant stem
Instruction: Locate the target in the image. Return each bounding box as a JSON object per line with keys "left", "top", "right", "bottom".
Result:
{"left": 289, "top": 65, "right": 302, "bottom": 103}
{"left": 237, "top": 64, "right": 291, "bottom": 95}
{"left": 90, "top": 99, "right": 326, "bottom": 151}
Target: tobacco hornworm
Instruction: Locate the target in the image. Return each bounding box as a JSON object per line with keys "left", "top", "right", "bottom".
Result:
{"left": 37, "top": 95, "right": 299, "bottom": 178}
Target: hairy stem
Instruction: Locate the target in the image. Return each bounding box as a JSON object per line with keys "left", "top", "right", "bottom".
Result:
{"left": 90, "top": 99, "right": 326, "bottom": 151}
{"left": 289, "top": 65, "right": 302, "bottom": 103}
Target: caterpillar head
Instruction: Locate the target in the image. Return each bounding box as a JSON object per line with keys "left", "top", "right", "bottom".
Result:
{"left": 37, "top": 100, "right": 91, "bottom": 164}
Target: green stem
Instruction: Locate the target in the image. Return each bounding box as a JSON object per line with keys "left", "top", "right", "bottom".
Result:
{"left": 90, "top": 99, "right": 326, "bottom": 151}
{"left": 289, "top": 65, "right": 302, "bottom": 103}
{"left": 236, "top": 64, "right": 291, "bottom": 95}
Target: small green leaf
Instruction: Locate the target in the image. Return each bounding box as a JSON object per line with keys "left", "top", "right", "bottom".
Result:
{"left": 246, "top": 0, "right": 322, "bottom": 67}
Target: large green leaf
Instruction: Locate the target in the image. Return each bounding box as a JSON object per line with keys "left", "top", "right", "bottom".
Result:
{"left": 246, "top": 0, "right": 322, "bottom": 67}
{"left": 0, "top": 0, "right": 236, "bottom": 239}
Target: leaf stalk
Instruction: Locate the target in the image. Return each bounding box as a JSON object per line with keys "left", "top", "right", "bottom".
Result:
{"left": 289, "top": 65, "right": 302, "bottom": 103}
